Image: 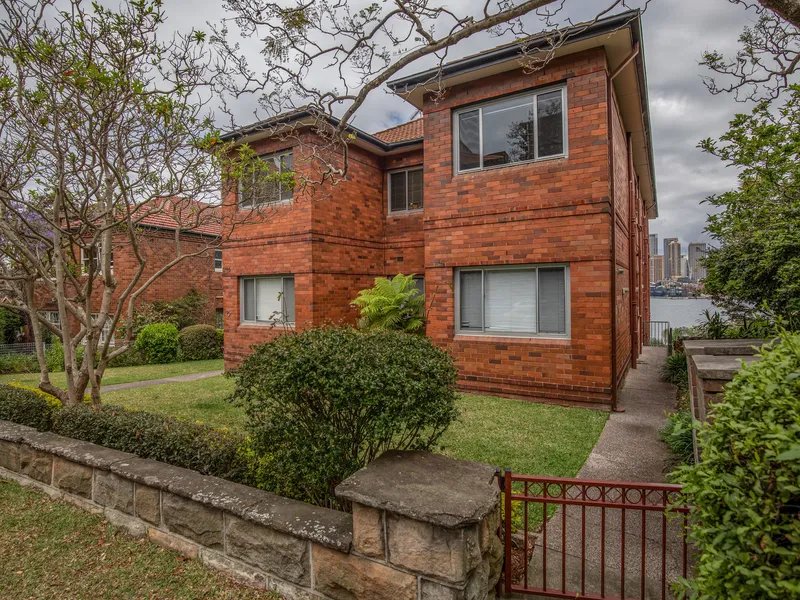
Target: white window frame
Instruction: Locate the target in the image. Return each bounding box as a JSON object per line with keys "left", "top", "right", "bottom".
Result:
{"left": 42, "top": 311, "right": 60, "bottom": 326}
{"left": 238, "top": 149, "right": 294, "bottom": 209}
{"left": 452, "top": 85, "right": 568, "bottom": 175}
{"left": 454, "top": 264, "right": 570, "bottom": 339}
{"left": 387, "top": 167, "right": 424, "bottom": 214}
{"left": 214, "top": 250, "right": 223, "bottom": 272}
{"left": 239, "top": 275, "right": 295, "bottom": 325}
{"left": 87, "top": 313, "right": 115, "bottom": 347}
{"left": 80, "top": 247, "right": 113, "bottom": 275}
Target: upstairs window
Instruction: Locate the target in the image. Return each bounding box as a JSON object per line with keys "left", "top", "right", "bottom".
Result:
{"left": 239, "top": 150, "right": 294, "bottom": 209}
{"left": 214, "top": 250, "right": 223, "bottom": 272}
{"left": 81, "top": 248, "right": 113, "bottom": 275}
{"left": 389, "top": 168, "right": 423, "bottom": 213}
{"left": 456, "top": 265, "right": 569, "bottom": 337}
{"left": 454, "top": 86, "right": 566, "bottom": 173}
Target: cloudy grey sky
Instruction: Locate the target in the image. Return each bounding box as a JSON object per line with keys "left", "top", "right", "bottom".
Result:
{"left": 167, "top": 0, "right": 766, "bottom": 250}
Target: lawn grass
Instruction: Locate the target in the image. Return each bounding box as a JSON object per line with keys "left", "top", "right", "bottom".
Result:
{"left": 104, "top": 376, "right": 608, "bottom": 481}
{"left": 0, "top": 359, "right": 224, "bottom": 389}
{"left": 439, "top": 394, "right": 608, "bottom": 477}
{"left": 0, "top": 479, "right": 281, "bottom": 599}
{"left": 103, "top": 375, "right": 241, "bottom": 428}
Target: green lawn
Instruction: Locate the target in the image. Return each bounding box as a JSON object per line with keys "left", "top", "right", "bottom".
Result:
{"left": 0, "top": 479, "right": 280, "bottom": 599}
{"left": 0, "top": 359, "right": 224, "bottom": 389}
{"left": 103, "top": 375, "right": 608, "bottom": 478}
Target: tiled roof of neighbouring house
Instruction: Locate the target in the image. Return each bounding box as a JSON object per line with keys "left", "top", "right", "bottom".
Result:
{"left": 133, "top": 197, "right": 222, "bottom": 237}
{"left": 373, "top": 118, "right": 423, "bottom": 143}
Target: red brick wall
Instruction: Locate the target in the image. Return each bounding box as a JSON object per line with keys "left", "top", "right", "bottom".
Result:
{"left": 222, "top": 47, "right": 652, "bottom": 408}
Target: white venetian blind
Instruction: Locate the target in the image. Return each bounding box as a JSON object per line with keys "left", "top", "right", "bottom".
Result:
{"left": 484, "top": 270, "right": 537, "bottom": 333}
{"left": 538, "top": 267, "right": 566, "bottom": 333}
{"left": 256, "top": 278, "right": 283, "bottom": 321}
{"left": 459, "top": 271, "right": 483, "bottom": 330}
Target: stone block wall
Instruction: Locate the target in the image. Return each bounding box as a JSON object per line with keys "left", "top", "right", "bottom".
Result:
{"left": 0, "top": 420, "right": 501, "bottom": 600}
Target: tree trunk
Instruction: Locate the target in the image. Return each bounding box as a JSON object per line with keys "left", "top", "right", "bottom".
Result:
{"left": 759, "top": 0, "right": 800, "bottom": 26}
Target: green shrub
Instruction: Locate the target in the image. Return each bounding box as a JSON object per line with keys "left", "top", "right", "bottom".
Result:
{"left": 659, "top": 411, "right": 695, "bottom": 466}
{"left": 230, "top": 326, "right": 459, "bottom": 508}
{"left": 129, "top": 288, "right": 211, "bottom": 335}
{"left": 675, "top": 333, "right": 800, "bottom": 599}
{"left": 134, "top": 323, "right": 179, "bottom": 364}
{"left": 177, "top": 324, "right": 223, "bottom": 361}
{"left": 52, "top": 404, "right": 251, "bottom": 482}
{"left": 105, "top": 347, "right": 148, "bottom": 368}
{"left": 45, "top": 341, "right": 88, "bottom": 372}
{"left": 0, "top": 352, "right": 39, "bottom": 374}
{"left": 0, "top": 384, "right": 60, "bottom": 431}
{"left": 352, "top": 274, "right": 425, "bottom": 332}
{"left": 660, "top": 351, "right": 688, "bottom": 390}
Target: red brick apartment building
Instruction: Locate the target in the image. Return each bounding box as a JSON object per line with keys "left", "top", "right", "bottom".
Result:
{"left": 220, "top": 11, "right": 655, "bottom": 409}
{"left": 38, "top": 200, "right": 224, "bottom": 343}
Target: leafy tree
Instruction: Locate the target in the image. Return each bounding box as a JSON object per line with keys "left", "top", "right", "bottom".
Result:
{"left": 0, "top": 307, "right": 24, "bottom": 344}
{"left": 352, "top": 274, "right": 425, "bottom": 333}
{"left": 699, "top": 86, "right": 800, "bottom": 322}
{"left": 0, "top": 0, "right": 265, "bottom": 405}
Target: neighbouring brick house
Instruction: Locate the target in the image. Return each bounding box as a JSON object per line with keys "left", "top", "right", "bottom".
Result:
{"left": 220, "top": 10, "right": 655, "bottom": 409}
{"left": 36, "top": 199, "right": 224, "bottom": 344}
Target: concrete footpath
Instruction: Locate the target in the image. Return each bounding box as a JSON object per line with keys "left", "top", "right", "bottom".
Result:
{"left": 101, "top": 370, "right": 223, "bottom": 392}
{"left": 522, "top": 347, "right": 686, "bottom": 599}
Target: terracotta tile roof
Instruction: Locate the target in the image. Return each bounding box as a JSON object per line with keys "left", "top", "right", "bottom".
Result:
{"left": 373, "top": 118, "right": 423, "bottom": 143}
{"left": 134, "top": 197, "right": 221, "bottom": 237}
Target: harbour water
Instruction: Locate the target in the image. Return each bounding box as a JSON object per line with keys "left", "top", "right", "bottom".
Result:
{"left": 650, "top": 297, "right": 719, "bottom": 330}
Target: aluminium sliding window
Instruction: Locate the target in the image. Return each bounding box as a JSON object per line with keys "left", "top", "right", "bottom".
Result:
{"left": 454, "top": 86, "right": 567, "bottom": 173}
{"left": 239, "top": 150, "right": 294, "bottom": 209}
{"left": 240, "top": 276, "right": 295, "bottom": 324}
{"left": 456, "top": 265, "right": 569, "bottom": 337}
{"left": 388, "top": 168, "right": 423, "bottom": 213}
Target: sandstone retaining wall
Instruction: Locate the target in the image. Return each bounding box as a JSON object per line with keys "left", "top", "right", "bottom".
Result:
{"left": 0, "top": 420, "right": 501, "bottom": 600}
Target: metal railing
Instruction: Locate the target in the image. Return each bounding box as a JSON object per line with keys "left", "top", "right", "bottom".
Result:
{"left": 499, "top": 471, "right": 690, "bottom": 599}
{"left": 0, "top": 342, "right": 49, "bottom": 356}
{"left": 644, "top": 321, "right": 672, "bottom": 355}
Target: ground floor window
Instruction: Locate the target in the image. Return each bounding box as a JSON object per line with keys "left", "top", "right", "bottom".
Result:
{"left": 240, "top": 275, "right": 295, "bottom": 324}
{"left": 215, "top": 308, "right": 223, "bottom": 329}
{"left": 455, "top": 265, "right": 569, "bottom": 337}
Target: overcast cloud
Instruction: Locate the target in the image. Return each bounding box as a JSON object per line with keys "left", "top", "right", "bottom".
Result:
{"left": 166, "top": 0, "right": 773, "bottom": 251}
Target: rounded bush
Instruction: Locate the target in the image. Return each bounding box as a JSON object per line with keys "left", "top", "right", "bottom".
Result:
{"left": 676, "top": 333, "right": 800, "bottom": 598}
{"left": 177, "top": 324, "right": 223, "bottom": 361}
{"left": 230, "top": 326, "right": 460, "bottom": 507}
{"left": 134, "top": 323, "right": 179, "bottom": 364}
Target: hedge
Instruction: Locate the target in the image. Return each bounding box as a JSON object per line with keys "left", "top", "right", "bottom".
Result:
{"left": 676, "top": 333, "right": 800, "bottom": 598}
{"left": 177, "top": 324, "right": 223, "bottom": 361}
{"left": 0, "top": 384, "right": 60, "bottom": 431}
{"left": 0, "top": 384, "right": 252, "bottom": 485}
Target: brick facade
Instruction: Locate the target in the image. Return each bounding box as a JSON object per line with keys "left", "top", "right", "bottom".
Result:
{"left": 222, "top": 44, "right": 653, "bottom": 408}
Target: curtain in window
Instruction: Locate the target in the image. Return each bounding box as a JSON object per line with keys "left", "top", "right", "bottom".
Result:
{"left": 458, "top": 110, "right": 480, "bottom": 170}
{"left": 538, "top": 267, "right": 566, "bottom": 333}
{"left": 282, "top": 277, "right": 296, "bottom": 322}
{"left": 255, "top": 278, "right": 282, "bottom": 321}
{"left": 390, "top": 172, "right": 407, "bottom": 212}
{"left": 243, "top": 279, "right": 256, "bottom": 321}
{"left": 537, "top": 91, "right": 564, "bottom": 158}
{"left": 459, "top": 271, "right": 483, "bottom": 330}
{"left": 407, "top": 169, "right": 423, "bottom": 209}
{"left": 484, "top": 270, "right": 537, "bottom": 333}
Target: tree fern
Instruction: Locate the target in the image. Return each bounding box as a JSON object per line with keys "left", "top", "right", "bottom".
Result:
{"left": 352, "top": 274, "right": 425, "bottom": 332}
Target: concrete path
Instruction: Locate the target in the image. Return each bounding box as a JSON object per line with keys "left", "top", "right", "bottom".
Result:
{"left": 520, "top": 347, "right": 687, "bottom": 599}
{"left": 101, "top": 370, "right": 223, "bottom": 392}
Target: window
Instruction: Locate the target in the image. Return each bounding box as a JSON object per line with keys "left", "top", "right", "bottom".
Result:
{"left": 389, "top": 168, "right": 423, "bottom": 213}
{"left": 239, "top": 150, "right": 294, "bottom": 208}
{"left": 215, "top": 308, "right": 224, "bottom": 329}
{"left": 87, "top": 313, "right": 115, "bottom": 346}
{"left": 456, "top": 265, "right": 569, "bottom": 337}
{"left": 214, "top": 250, "right": 223, "bottom": 272}
{"left": 81, "top": 248, "right": 113, "bottom": 275}
{"left": 42, "top": 311, "right": 60, "bottom": 326}
{"left": 240, "top": 276, "right": 295, "bottom": 324}
{"left": 454, "top": 86, "right": 566, "bottom": 173}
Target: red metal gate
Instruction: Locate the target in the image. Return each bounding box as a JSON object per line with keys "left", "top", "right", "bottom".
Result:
{"left": 498, "top": 470, "right": 689, "bottom": 599}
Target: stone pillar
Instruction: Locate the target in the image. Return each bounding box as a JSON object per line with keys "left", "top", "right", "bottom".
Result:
{"left": 334, "top": 450, "right": 503, "bottom": 600}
